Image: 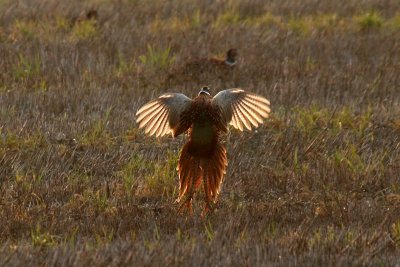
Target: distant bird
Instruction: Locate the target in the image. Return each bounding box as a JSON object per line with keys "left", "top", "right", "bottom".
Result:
{"left": 84, "top": 10, "right": 99, "bottom": 21}
{"left": 207, "top": 48, "right": 238, "bottom": 67}
{"left": 165, "top": 49, "right": 238, "bottom": 86}
{"left": 71, "top": 9, "right": 98, "bottom": 26}
{"left": 136, "top": 86, "right": 270, "bottom": 214}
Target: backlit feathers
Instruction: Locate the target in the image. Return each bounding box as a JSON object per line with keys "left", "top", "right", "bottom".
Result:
{"left": 212, "top": 88, "right": 271, "bottom": 131}
{"left": 136, "top": 93, "right": 192, "bottom": 137}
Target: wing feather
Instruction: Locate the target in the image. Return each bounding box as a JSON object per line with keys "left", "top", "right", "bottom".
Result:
{"left": 136, "top": 93, "right": 192, "bottom": 137}
{"left": 211, "top": 88, "right": 270, "bottom": 131}
{"left": 235, "top": 102, "right": 252, "bottom": 130}
{"left": 144, "top": 105, "right": 165, "bottom": 131}
{"left": 137, "top": 102, "right": 162, "bottom": 122}
{"left": 148, "top": 107, "right": 168, "bottom": 136}
{"left": 230, "top": 107, "right": 240, "bottom": 129}
{"left": 237, "top": 102, "right": 259, "bottom": 127}
{"left": 231, "top": 103, "right": 243, "bottom": 131}
{"left": 156, "top": 110, "right": 169, "bottom": 137}
{"left": 241, "top": 100, "right": 267, "bottom": 121}
{"left": 244, "top": 100, "right": 271, "bottom": 115}
{"left": 139, "top": 105, "right": 164, "bottom": 129}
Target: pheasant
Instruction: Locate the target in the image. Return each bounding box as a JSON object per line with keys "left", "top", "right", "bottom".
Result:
{"left": 208, "top": 48, "right": 238, "bottom": 67}
{"left": 71, "top": 9, "right": 98, "bottom": 26}
{"left": 136, "top": 86, "right": 270, "bottom": 214}
{"left": 164, "top": 49, "right": 238, "bottom": 87}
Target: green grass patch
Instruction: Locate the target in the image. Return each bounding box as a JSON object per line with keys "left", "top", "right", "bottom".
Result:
{"left": 31, "top": 224, "right": 60, "bottom": 248}
{"left": 118, "top": 154, "right": 151, "bottom": 197}
{"left": 354, "top": 11, "right": 383, "bottom": 31}
{"left": 139, "top": 45, "right": 175, "bottom": 70}
{"left": 149, "top": 11, "right": 203, "bottom": 33}
{"left": 11, "top": 19, "right": 37, "bottom": 41}
{"left": 54, "top": 16, "right": 70, "bottom": 31}
{"left": 144, "top": 150, "right": 178, "bottom": 198}
{"left": 13, "top": 54, "right": 41, "bottom": 81}
{"left": 288, "top": 17, "right": 310, "bottom": 36}
{"left": 388, "top": 13, "right": 400, "bottom": 29}
{"left": 213, "top": 9, "right": 241, "bottom": 28}
{"left": 114, "top": 49, "right": 137, "bottom": 77}
{"left": 312, "top": 14, "right": 340, "bottom": 29}
{"left": 70, "top": 19, "right": 97, "bottom": 40}
{"left": 10, "top": 17, "right": 70, "bottom": 43}
{"left": 79, "top": 108, "right": 114, "bottom": 147}
{"left": 308, "top": 225, "right": 339, "bottom": 249}
{"left": 117, "top": 149, "right": 178, "bottom": 198}
{"left": 293, "top": 106, "right": 373, "bottom": 136}
{"left": 332, "top": 144, "right": 366, "bottom": 175}
{"left": 95, "top": 227, "right": 115, "bottom": 245}
{"left": 1, "top": 130, "right": 46, "bottom": 151}
{"left": 11, "top": 53, "right": 48, "bottom": 91}
{"left": 245, "top": 12, "right": 284, "bottom": 29}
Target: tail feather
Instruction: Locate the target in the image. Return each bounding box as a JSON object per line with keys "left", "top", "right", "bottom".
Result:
{"left": 186, "top": 157, "right": 201, "bottom": 192}
{"left": 177, "top": 143, "right": 202, "bottom": 201}
{"left": 209, "top": 162, "right": 220, "bottom": 198}
{"left": 202, "top": 164, "right": 213, "bottom": 202}
{"left": 206, "top": 164, "right": 215, "bottom": 199}
{"left": 177, "top": 147, "right": 190, "bottom": 197}
{"left": 177, "top": 141, "right": 228, "bottom": 206}
{"left": 206, "top": 143, "right": 227, "bottom": 202}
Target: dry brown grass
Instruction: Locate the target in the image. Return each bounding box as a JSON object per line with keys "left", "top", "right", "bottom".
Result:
{"left": 1, "top": 0, "right": 400, "bottom": 266}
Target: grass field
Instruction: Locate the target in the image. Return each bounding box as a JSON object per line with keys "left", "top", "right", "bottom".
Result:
{"left": 1, "top": 0, "right": 400, "bottom": 266}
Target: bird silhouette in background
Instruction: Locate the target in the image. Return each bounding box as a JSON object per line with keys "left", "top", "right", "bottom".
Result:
{"left": 165, "top": 49, "right": 238, "bottom": 86}
{"left": 136, "top": 86, "right": 270, "bottom": 215}
{"left": 71, "top": 9, "right": 99, "bottom": 26}
{"left": 207, "top": 48, "right": 238, "bottom": 67}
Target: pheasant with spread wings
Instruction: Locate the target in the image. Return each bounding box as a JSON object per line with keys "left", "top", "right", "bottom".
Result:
{"left": 136, "top": 86, "right": 270, "bottom": 214}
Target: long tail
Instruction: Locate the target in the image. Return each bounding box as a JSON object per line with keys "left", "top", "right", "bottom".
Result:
{"left": 201, "top": 143, "right": 227, "bottom": 205}
{"left": 177, "top": 141, "right": 228, "bottom": 207}
{"left": 176, "top": 142, "right": 202, "bottom": 203}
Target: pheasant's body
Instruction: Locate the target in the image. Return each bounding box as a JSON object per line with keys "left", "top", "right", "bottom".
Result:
{"left": 165, "top": 49, "right": 238, "bottom": 87}
{"left": 175, "top": 95, "right": 228, "bottom": 212}
{"left": 136, "top": 86, "right": 270, "bottom": 214}
{"left": 185, "top": 96, "right": 220, "bottom": 143}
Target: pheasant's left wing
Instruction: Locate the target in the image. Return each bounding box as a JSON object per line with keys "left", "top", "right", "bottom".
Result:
{"left": 211, "top": 88, "right": 270, "bottom": 131}
{"left": 136, "top": 93, "right": 192, "bottom": 137}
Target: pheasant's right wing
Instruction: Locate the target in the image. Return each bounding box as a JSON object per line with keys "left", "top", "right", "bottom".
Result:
{"left": 136, "top": 93, "right": 192, "bottom": 137}
{"left": 211, "top": 88, "right": 270, "bottom": 131}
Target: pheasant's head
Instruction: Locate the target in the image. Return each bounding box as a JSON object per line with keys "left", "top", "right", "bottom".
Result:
{"left": 198, "top": 86, "right": 211, "bottom": 96}
{"left": 86, "top": 9, "right": 98, "bottom": 20}
{"left": 226, "top": 49, "right": 238, "bottom": 65}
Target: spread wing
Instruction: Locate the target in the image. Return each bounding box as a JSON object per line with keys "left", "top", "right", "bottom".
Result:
{"left": 211, "top": 88, "right": 270, "bottom": 131}
{"left": 136, "top": 93, "right": 192, "bottom": 137}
